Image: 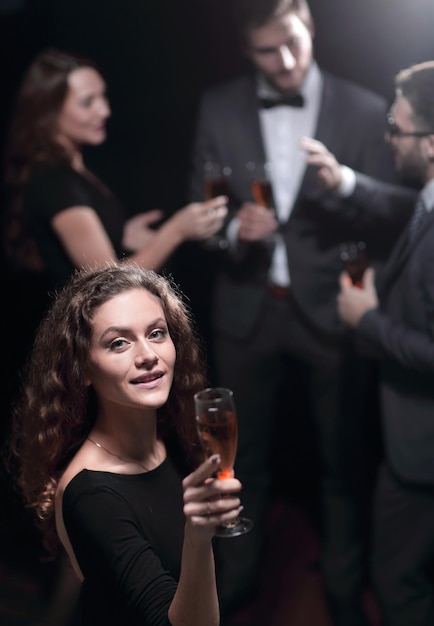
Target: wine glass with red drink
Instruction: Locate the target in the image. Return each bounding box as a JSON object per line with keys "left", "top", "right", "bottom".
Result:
{"left": 194, "top": 387, "right": 253, "bottom": 538}
{"left": 203, "top": 162, "right": 231, "bottom": 250}
{"left": 204, "top": 161, "right": 232, "bottom": 199}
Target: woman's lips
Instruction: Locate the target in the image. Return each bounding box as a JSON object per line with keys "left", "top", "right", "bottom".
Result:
{"left": 131, "top": 371, "right": 164, "bottom": 387}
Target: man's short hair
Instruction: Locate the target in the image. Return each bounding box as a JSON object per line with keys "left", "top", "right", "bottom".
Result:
{"left": 231, "top": 0, "right": 312, "bottom": 37}
{"left": 396, "top": 61, "right": 434, "bottom": 131}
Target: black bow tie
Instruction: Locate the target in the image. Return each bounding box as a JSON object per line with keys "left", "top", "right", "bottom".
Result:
{"left": 260, "top": 93, "right": 304, "bottom": 109}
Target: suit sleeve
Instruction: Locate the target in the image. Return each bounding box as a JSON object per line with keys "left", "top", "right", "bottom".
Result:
{"left": 350, "top": 172, "right": 417, "bottom": 226}
{"left": 357, "top": 243, "right": 434, "bottom": 371}
{"left": 316, "top": 173, "right": 417, "bottom": 228}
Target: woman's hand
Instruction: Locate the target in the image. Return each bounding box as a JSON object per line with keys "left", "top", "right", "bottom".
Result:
{"left": 182, "top": 455, "right": 242, "bottom": 538}
{"left": 121, "top": 209, "right": 164, "bottom": 251}
{"left": 170, "top": 197, "right": 228, "bottom": 241}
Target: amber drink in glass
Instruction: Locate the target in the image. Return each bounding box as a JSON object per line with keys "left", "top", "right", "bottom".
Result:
{"left": 194, "top": 387, "right": 253, "bottom": 538}
{"left": 339, "top": 241, "right": 367, "bottom": 288}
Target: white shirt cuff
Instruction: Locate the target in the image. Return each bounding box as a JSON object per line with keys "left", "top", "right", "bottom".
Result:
{"left": 337, "top": 165, "right": 356, "bottom": 197}
{"left": 226, "top": 217, "right": 240, "bottom": 250}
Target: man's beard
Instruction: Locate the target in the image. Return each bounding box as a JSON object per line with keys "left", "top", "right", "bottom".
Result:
{"left": 398, "top": 159, "right": 425, "bottom": 189}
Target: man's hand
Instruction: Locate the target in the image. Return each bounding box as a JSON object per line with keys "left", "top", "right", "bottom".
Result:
{"left": 237, "top": 202, "right": 278, "bottom": 241}
{"left": 337, "top": 267, "right": 379, "bottom": 327}
{"left": 300, "top": 136, "right": 343, "bottom": 190}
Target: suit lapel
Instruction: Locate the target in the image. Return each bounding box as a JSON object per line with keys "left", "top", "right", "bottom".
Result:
{"left": 380, "top": 211, "right": 434, "bottom": 293}
{"left": 378, "top": 228, "right": 412, "bottom": 293}
{"left": 314, "top": 74, "right": 342, "bottom": 147}
{"left": 297, "top": 73, "right": 339, "bottom": 200}
{"left": 240, "top": 76, "right": 268, "bottom": 169}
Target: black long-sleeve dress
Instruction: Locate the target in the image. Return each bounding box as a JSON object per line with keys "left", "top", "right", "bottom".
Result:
{"left": 62, "top": 451, "right": 187, "bottom": 626}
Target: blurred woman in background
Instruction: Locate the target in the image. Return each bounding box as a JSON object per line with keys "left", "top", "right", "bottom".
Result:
{"left": 2, "top": 47, "right": 227, "bottom": 294}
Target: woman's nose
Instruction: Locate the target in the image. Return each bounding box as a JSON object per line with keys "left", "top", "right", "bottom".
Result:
{"left": 96, "top": 98, "right": 111, "bottom": 119}
{"left": 134, "top": 342, "right": 158, "bottom": 367}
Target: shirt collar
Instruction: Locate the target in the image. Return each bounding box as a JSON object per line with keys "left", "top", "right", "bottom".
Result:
{"left": 256, "top": 61, "right": 322, "bottom": 104}
{"left": 421, "top": 178, "right": 434, "bottom": 213}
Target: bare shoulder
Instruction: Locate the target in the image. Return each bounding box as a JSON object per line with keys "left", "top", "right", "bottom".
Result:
{"left": 56, "top": 439, "right": 107, "bottom": 498}
{"left": 55, "top": 443, "right": 99, "bottom": 583}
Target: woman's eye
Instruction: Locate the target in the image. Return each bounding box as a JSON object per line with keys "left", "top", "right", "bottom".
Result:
{"left": 149, "top": 328, "right": 167, "bottom": 340}
{"left": 109, "top": 338, "right": 128, "bottom": 350}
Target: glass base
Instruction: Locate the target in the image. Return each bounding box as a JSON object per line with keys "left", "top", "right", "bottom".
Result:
{"left": 214, "top": 516, "right": 253, "bottom": 538}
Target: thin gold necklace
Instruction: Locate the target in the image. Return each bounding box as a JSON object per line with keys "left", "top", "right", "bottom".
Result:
{"left": 87, "top": 437, "right": 150, "bottom": 472}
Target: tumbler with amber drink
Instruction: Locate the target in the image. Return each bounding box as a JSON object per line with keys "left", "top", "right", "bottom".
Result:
{"left": 339, "top": 241, "right": 368, "bottom": 288}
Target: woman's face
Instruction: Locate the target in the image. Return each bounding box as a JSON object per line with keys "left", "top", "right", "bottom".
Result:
{"left": 56, "top": 67, "right": 111, "bottom": 149}
{"left": 86, "top": 288, "right": 176, "bottom": 417}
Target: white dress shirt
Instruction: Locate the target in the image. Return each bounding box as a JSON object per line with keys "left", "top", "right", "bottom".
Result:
{"left": 226, "top": 62, "right": 323, "bottom": 284}
{"left": 258, "top": 62, "right": 323, "bottom": 285}
{"left": 421, "top": 177, "right": 434, "bottom": 214}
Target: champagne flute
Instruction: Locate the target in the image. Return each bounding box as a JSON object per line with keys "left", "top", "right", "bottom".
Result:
{"left": 194, "top": 387, "right": 253, "bottom": 538}
{"left": 339, "top": 240, "right": 367, "bottom": 288}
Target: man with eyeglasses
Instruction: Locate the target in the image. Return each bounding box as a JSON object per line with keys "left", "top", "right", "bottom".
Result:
{"left": 386, "top": 112, "right": 434, "bottom": 139}
{"left": 304, "top": 60, "right": 434, "bottom": 626}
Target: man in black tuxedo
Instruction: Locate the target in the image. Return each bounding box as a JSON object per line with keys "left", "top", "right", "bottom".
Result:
{"left": 188, "top": 1, "right": 409, "bottom": 624}
{"left": 330, "top": 61, "right": 434, "bottom": 626}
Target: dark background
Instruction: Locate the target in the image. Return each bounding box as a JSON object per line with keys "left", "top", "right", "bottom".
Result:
{"left": 0, "top": 0, "right": 432, "bottom": 419}
{"left": 0, "top": 3, "right": 433, "bottom": 621}
{"left": 1, "top": 0, "right": 433, "bottom": 436}
{"left": 1, "top": 0, "right": 433, "bottom": 215}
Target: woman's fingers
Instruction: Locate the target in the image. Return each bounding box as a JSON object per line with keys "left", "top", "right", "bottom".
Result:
{"left": 182, "top": 456, "right": 243, "bottom": 527}
{"left": 183, "top": 454, "right": 221, "bottom": 489}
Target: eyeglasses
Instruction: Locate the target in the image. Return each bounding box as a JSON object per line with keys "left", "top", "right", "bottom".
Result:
{"left": 386, "top": 114, "right": 434, "bottom": 138}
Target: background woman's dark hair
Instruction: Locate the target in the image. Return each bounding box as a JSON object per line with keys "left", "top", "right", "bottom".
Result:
{"left": 5, "top": 263, "right": 208, "bottom": 555}
{"left": 2, "top": 48, "right": 101, "bottom": 272}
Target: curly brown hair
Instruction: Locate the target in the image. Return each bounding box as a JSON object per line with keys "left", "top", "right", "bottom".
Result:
{"left": 5, "top": 262, "right": 208, "bottom": 555}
